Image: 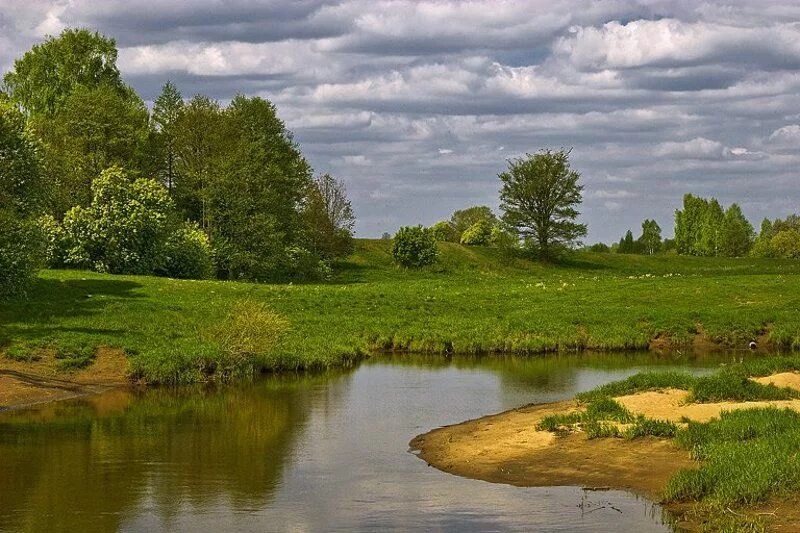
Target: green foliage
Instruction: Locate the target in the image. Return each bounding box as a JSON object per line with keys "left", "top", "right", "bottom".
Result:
{"left": 577, "top": 371, "right": 697, "bottom": 402}
{"left": 0, "top": 102, "right": 45, "bottom": 297}
{"left": 392, "top": 226, "right": 438, "bottom": 267}
{"left": 617, "top": 230, "right": 640, "bottom": 254}
{"left": 640, "top": 219, "right": 662, "bottom": 255}
{"left": 666, "top": 408, "right": 800, "bottom": 505}
{"left": 151, "top": 81, "right": 184, "bottom": 191}
{"left": 2, "top": 28, "right": 124, "bottom": 116}
{"left": 34, "top": 83, "right": 151, "bottom": 213}
{"left": 499, "top": 149, "right": 587, "bottom": 260}
{"left": 588, "top": 242, "right": 610, "bottom": 252}
{"left": 430, "top": 220, "right": 458, "bottom": 242}
{"left": 449, "top": 206, "right": 497, "bottom": 239}
{"left": 156, "top": 223, "right": 214, "bottom": 280}
{"left": 460, "top": 219, "right": 493, "bottom": 245}
{"left": 752, "top": 217, "right": 800, "bottom": 258}
{"left": 675, "top": 195, "right": 754, "bottom": 257}
{"left": 60, "top": 167, "right": 175, "bottom": 274}
{"left": 303, "top": 173, "right": 355, "bottom": 260}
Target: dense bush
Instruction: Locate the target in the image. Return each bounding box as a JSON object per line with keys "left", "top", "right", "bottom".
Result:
{"left": 430, "top": 220, "right": 458, "bottom": 242}
{"left": 157, "top": 223, "right": 214, "bottom": 279}
{"left": 460, "top": 219, "right": 493, "bottom": 245}
{"left": 0, "top": 101, "right": 45, "bottom": 297}
{"left": 752, "top": 218, "right": 800, "bottom": 259}
{"left": 61, "top": 167, "right": 174, "bottom": 274}
{"left": 392, "top": 225, "right": 438, "bottom": 267}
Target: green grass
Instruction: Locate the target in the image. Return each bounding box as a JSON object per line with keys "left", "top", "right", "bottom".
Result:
{"left": 542, "top": 359, "right": 800, "bottom": 528}
{"left": 4, "top": 239, "right": 800, "bottom": 383}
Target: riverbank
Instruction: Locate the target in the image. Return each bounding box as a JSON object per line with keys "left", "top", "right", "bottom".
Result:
{"left": 0, "top": 347, "right": 130, "bottom": 410}
{"left": 412, "top": 360, "right": 800, "bottom": 531}
{"left": 4, "top": 240, "right": 800, "bottom": 385}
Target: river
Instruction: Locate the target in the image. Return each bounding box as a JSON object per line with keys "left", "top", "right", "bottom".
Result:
{"left": 0, "top": 351, "right": 734, "bottom": 532}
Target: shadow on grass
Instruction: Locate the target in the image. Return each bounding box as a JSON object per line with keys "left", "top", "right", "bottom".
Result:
{"left": 0, "top": 277, "right": 144, "bottom": 342}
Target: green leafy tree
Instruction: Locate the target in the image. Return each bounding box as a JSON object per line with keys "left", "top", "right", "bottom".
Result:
{"left": 460, "top": 219, "right": 493, "bottom": 245}
{"left": 35, "top": 83, "right": 150, "bottom": 212}
{"left": 208, "top": 95, "right": 314, "bottom": 281}
{"left": 152, "top": 81, "right": 184, "bottom": 192}
{"left": 617, "top": 230, "right": 637, "bottom": 254}
{"left": 674, "top": 194, "right": 709, "bottom": 255}
{"left": 3, "top": 28, "right": 124, "bottom": 116}
{"left": 392, "top": 225, "right": 438, "bottom": 267}
{"left": 588, "top": 242, "right": 610, "bottom": 252}
{"left": 720, "top": 203, "right": 754, "bottom": 257}
{"left": 698, "top": 199, "right": 725, "bottom": 256}
{"left": 172, "top": 95, "right": 225, "bottom": 229}
{"left": 639, "top": 219, "right": 662, "bottom": 255}
{"left": 0, "top": 102, "right": 45, "bottom": 296}
{"left": 499, "top": 149, "right": 587, "bottom": 260}
{"left": 449, "top": 206, "right": 497, "bottom": 240}
{"left": 430, "top": 220, "right": 458, "bottom": 242}
{"left": 303, "top": 173, "right": 355, "bottom": 260}
{"left": 61, "top": 166, "right": 175, "bottom": 274}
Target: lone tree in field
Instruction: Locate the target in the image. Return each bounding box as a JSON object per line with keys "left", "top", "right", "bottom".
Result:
{"left": 499, "top": 149, "right": 587, "bottom": 259}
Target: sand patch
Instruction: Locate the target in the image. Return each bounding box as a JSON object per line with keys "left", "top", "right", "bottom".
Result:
{"left": 615, "top": 387, "right": 800, "bottom": 423}
{"left": 0, "top": 346, "right": 130, "bottom": 410}
{"left": 754, "top": 372, "right": 800, "bottom": 392}
{"left": 410, "top": 400, "right": 694, "bottom": 498}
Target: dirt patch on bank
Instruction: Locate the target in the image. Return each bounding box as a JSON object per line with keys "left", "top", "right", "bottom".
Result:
{"left": 616, "top": 388, "right": 800, "bottom": 423}
{"left": 0, "top": 346, "right": 130, "bottom": 410}
{"left": 410, "top": 400, "right": 695, "bottom": 498}
{"left": 754, "top": 372, "right": 800, "bottom": 392}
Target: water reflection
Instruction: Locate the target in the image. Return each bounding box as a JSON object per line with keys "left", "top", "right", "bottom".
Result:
{"left": 0, "top": 352, "right": 733, "bottom": 532}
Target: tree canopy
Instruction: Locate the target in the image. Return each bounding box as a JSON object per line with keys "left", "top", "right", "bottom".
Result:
{"left": 499, "top": 149, "right": 587, "bottom": 259}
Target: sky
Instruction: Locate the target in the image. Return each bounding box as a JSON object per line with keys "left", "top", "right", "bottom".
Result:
{"left": 2, "top": 1, "right": 799, "bottom": 242}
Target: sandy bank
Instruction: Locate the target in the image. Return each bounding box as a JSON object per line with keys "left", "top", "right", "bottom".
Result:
{"left": 0, "top": 347, "right": 130, "bottom": 410}
{"left": 409, "top": 400, "right": 694, "bottom": 499}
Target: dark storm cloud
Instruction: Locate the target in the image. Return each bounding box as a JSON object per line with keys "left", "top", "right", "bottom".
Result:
{"left": 3, "top": 0, "right": 800, "bottom": 241}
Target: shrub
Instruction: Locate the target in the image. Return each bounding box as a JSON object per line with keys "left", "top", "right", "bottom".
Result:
{"left": 0, "top": 101, "right": 45, "bottom": 297}
{"left": 0, "top": 214, "right": 43, "bottom": 297}
{"left": 209, "top": 301, "right": 290, "bottom": 379}
{"left": 61, "top": 166, "right": 175, "bottom": 274}
{"left": 392, "top": 225, "right": 438, "bottom": 267}
{"left": 430, "top": 220, "right": 458, "bottom": 242}
{"left": 157, "top": 223, "right": 214, "bottom": 279}
{"left": 39, "top": 214, "right": 68, "bottom": 267}
{"left": 460, "top": 219, "right": 493, "bottom": 245}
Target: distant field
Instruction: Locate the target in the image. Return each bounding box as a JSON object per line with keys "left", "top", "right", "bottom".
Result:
{"left": 3, "top": 239, "right": 800, "bottom": 383}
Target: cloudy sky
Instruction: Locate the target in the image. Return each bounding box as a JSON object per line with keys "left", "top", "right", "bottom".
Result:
{"left": 2, "top": 1, "right": 800, "bottom": 241}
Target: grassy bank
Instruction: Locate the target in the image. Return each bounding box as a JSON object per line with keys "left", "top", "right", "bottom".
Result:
{"left": 536, "top": 358, "right": 800, "bottom": 531}
{"left": 4, "top": 239, "right": 800, "bottom": 383}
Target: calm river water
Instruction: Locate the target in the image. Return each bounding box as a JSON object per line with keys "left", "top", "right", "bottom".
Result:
{"left": 0, "top": 352, "right": 734, "bottom": 532}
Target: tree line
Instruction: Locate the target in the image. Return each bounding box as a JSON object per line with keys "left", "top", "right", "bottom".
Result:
{"left": 0, "top": 29, "right": 354, "bottom": 297}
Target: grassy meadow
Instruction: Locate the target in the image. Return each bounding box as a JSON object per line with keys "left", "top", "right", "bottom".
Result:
{"left": 4, "top": 239, "right": 800, "bottom": 383}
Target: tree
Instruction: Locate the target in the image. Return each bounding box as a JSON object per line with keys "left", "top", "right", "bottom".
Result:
{"left": 3, "top": 28, "right": 124, "bottom": 117}
{"left": 499, "top": 149, "right": 587, "bottom": 259}
{"left": 617, "top": 230, "right": 636, "bottom": 254}
{"left": 449, "top": 206, "right": 497, "bottom": 240}
{"left": 208, "top": 95, "right": 315, "bottom": 280}
{"left": 460, "top": 219, "right": 493, "bottom": 245}
{"left": 430, "top": 220, "right": 458, "bottom": 242}
{"left": 34, "top": 83, "right": 150, "bottom": 213}
{"left": 0, "top": 101, "right": 45, "bottom": 297}
{"left": 639, "top": 219, "right": 662, "bottom": 255}
{"left": 698, "top": 198, "right": 725, "bottom": 256}
{"left": 172, "top": 95, "right": 225, "bottom": 229}
{"left": 303, "top": 173, "right": 355, "bottom": 260}
{"left": 60, "top": 166, "right": 176, "bottom": 274}
{"left": 152, "top": 81, "right": 184, "bottom": 191}
{"left": 720, "top": 203, "right": 754, "bottom": 257}
{"left": 392, "top": 226, "right": 438, "bottom": 267}
{"left": 674, "top": 194, "right": 709, "bottom": 255}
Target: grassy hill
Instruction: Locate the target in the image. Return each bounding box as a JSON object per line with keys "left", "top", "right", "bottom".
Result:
{"left": 3, "top": 239, "right": 800, "bottom": 383}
